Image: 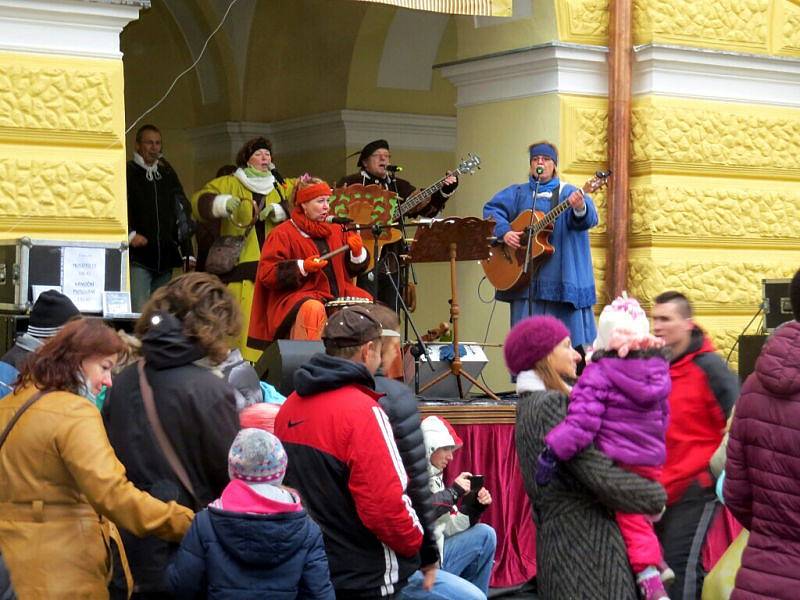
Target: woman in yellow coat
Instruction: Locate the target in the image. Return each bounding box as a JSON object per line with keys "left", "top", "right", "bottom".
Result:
{"left": 192, "top": 137, "right": 296, "bottom": 361}
{"left": 0, "top": 318, "right": 193, "bottom": 599}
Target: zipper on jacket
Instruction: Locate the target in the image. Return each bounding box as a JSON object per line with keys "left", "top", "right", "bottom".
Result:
{"left": 153, "top": 179, "right": 161, "bottom": 272}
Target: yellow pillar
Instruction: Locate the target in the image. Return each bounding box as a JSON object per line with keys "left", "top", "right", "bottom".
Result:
{"left": 0, "top": 0, "right": 145, "bottom": 244}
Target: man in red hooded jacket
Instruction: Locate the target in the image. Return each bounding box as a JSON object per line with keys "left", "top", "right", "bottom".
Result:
{"left": 652, "top": 290, "right": 739, "bottom": 600}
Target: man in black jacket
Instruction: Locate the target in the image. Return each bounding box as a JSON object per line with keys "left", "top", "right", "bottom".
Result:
{"left": 365, "top": 304, "right": 440, "bottom": 584}
{"left": 127, "top": 124, "right": 195, "bottom": 311}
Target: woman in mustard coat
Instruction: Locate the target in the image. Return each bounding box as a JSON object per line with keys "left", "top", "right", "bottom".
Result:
{"left": 192, "top": 137, "right": 296, "bottom": 361}
{"left": 0, "top": 318, "right": 193, "bottom": 599}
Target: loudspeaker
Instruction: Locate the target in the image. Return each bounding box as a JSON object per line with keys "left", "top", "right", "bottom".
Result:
{"left": 738, "top": 334, "right": 767, "bottom": 383}
{"left": 415, "top": 344, "right": 488, "bottom": 400}
{"left": 255, "top": 340, "right": 324, "bottom": 396}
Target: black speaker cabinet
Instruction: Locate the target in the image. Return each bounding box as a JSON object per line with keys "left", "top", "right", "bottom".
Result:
{"left": 738, "top": 334, "right": 768, "bottom": 383}
{"left": 254, "top": 340, "right": 324, "bottom": 396}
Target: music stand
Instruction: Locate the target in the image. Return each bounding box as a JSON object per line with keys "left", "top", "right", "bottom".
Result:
{"left": 409, "top": 217, "right": 499, "bottom": 401}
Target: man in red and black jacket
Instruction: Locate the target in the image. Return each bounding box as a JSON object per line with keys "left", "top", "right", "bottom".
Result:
{"left": 652, "top": 291, "right": 739, "bottom": 600}
{"left": 275, "top": 306, "right": 424, "bottom": 598}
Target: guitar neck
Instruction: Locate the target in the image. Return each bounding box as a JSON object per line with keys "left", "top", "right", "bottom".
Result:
{"left": 532, "top": 196, "right": 572, "bottom": 232}
{"left": 397, "top": 175, "right": 450, "bottom": 216}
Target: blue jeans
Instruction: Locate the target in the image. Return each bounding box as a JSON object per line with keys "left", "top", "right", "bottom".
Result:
{"left": 400, "top": 524, "right": 497, "bottom": 600}
{"left": 130, "top": 264, "right": 173, "bottom": 312}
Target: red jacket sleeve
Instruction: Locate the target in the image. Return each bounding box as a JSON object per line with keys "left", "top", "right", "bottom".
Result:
{"left": 256, "top": 226, "right": 304, "bottom": 290}
{"left": 346, "top": 404, "right": 423, "bottom": 557}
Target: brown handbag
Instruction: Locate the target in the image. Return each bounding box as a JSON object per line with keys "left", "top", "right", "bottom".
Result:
{"left": 136, "top": 360, "right": 200, "bottom": 507}
{"left": 205, "top": 198, "right": 260, "bottom": 276}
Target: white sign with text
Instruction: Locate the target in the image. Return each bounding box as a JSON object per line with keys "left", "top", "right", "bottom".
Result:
{"left": 62, "top": 247, "right": 105, "bottom": 312}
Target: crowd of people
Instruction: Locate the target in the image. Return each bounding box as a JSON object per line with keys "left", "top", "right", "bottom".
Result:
{"left": 0, "top": 125, "right": 798, "bottom": 600}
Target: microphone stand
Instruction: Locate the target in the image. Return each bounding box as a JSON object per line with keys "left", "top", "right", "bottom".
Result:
{"left": 524, "top": 169, "right": 543, "bottom": 319}
{"left": 383, "top": 260, "right": 435, "bottom": 394}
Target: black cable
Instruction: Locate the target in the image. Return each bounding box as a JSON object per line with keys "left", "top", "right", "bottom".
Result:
{"left": 725, "top": 303, "right": 764, "bottom": 366}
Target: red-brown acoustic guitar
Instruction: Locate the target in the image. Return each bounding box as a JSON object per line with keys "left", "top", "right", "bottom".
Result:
{"left": 481, "top": 171, "right": 610, "bottom": 293}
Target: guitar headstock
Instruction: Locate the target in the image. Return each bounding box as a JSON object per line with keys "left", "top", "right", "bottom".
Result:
{"left": 582, "top": 170, "right": 611, "bottom": 194}
{"left": 455, "top": 153, "right": 481, "bottom": 176}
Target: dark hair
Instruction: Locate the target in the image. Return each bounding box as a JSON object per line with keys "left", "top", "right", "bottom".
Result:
{"left": 653, "top": 290, "right": 693, "bottom": 319}
{"left": 791, "top": 268, "right": 800, "bottom": 321}
{"left": 15, "top": 319, "right": 126, "bottom": 394}
{"left": 135, "top": 124, "right": 161, "bottom": 144}
{"left": 235, "top": 137, "right": 272, "bottom": 168}
{"left": 136, "top": 273, "right": 242, "bottom": 364}
{"left": 324, "top": 338, "right": 382, "bottom": 359}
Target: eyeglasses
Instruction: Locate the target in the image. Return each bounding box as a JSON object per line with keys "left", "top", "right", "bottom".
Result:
{"left": 370, "top": 151, "right": 391, "bottom": 160}
{"left": 531, "top": 155, "right": 553, "bottom": 163}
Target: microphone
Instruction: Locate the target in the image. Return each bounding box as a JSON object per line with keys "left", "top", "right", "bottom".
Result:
{"left": 325, "top": 215, "right": 353, "bottom": 224}
{"left": 268, "top": 162, "right": 285, "bottom": 185}
{"left": 387, "top": 164, "right": 403, "bottom": 173}
{"left": 533, "top": 165, "right": 544, "bottom": 180}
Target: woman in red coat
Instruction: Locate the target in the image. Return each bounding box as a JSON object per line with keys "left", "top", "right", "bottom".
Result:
{"left": 248, "top": 176, "right": 371, "bottom": 348}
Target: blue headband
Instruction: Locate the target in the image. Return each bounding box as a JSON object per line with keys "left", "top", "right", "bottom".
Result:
{"left": 529, "top": 144, "right": 557, "bottom": 165}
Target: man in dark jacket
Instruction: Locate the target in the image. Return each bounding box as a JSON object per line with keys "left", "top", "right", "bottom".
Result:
{"left": 336, "top": 139, "right": 458, "bottom": 308}
{"left": 364, "top": 304, "right": 440, "bottom": 582}
{"left": 127, "top": 124, "right": 194, "bottom": 311}
{"left": 105, "top": 274, "right": 240, "bottom": 598}
{"left": 275, "top": 306, "right": 424, "bottom": 598}
{"left": 652, "top": 290, "right": 739, "bottom": 600}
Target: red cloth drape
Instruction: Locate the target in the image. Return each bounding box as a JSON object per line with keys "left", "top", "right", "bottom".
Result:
{"left": 444, "top": 423, "right": 537, "bottom": 588}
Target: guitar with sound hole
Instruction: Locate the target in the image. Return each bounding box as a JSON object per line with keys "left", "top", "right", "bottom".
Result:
{"left": 481, "top": 171, "right": 610, "bottom": 293}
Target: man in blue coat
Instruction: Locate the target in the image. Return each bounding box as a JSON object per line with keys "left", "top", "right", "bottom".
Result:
{"left": 483, "top": 141, "right": 598, "bottom": 349}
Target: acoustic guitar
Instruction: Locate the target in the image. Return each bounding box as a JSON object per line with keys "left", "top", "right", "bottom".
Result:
{"left": 481, "top": 171, "right": 610, "bottom": 293}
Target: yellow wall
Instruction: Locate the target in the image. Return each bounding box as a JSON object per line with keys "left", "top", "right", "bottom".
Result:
{"left": 455, "top": 1, "right": 559, "bottom": 59}
{"left": 0, "top": 51, "right": 128, "bottom": 242}
{"left": 558, "top": 0, "right": 800, "bottom": 58}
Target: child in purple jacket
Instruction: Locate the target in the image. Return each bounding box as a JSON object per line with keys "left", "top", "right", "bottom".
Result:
{"left": 537, "top": 294, "right": 672, "bottom": 600}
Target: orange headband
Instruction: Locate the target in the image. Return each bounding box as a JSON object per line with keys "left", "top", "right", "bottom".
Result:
{"left": 295, "top": 182, "right": 332, "bottom": 205}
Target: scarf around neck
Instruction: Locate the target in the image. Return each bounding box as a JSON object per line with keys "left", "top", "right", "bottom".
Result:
{"left": 134, "top": 152, "right": 161, "bottom": 181}
{"left": 234, "top": 167, "right": 275, "bottom": 196}
{"left": 291, "top": 205, "right": 334, "bottom": 240}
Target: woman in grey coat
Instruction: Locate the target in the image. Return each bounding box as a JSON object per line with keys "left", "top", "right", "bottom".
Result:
{"left": 507, "top": 316, "right": 667, "bottom": 599}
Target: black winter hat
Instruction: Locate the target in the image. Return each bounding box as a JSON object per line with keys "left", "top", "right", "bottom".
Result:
{"left": 235, "top": 137, "right": 272, "bottom": 168}
{"left": 28, "top": 291, "right": 80, "bottom": 339}
{"left": 358, "top": 139, "right": 390, "bottom": 168}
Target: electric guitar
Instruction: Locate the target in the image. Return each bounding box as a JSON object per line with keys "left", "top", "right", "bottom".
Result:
{"left": 481, "top": 171, "right": 610, "bottom": 293}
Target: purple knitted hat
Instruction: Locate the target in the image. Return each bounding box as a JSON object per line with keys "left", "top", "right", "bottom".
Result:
{"left": 228, "top": 428, "right": 288, "bottom": 485}
{"left": 503, "top": 315, "right": 570, "bottom": 376}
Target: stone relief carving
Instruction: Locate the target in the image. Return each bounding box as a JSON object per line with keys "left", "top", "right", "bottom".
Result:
{"left": 0, "top": 160, "right": 117, "bottom": 219}
{"left": 630, "top": 186, "right": 800, "bottom": 238}
{"left": 0, "top": 66, "right": 114, "bottom": 133}
{"left": 627, "top": 260, "right": 795, "bottom": 307}
{"left": 631, "top": 104, "right": 800, "bottom": 170}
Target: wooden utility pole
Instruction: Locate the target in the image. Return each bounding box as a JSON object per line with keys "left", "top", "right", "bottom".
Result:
{"left": 606, "top": 0, "right": 633, "bottom": 298}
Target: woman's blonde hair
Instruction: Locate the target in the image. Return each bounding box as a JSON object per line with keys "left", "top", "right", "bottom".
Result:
{"left": 136, "top": 272, "right": 242, "bottom": 364}
{"left": 533, "top": 355, "right": 571, "bottom": 395}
